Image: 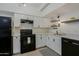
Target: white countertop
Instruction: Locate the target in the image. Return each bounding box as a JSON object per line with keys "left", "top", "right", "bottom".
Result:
{"left": 35, "top": 33, "right": 79, "bottom": 41}
{"left": 60, "top": 34, "right": 79, "bottom": 41}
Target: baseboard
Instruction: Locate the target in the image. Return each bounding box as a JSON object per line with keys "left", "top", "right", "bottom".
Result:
{"left": 13, "top": 52, "right": 20, "bottom": 56}
{"left": 36, "top": 45, "right": 47, "bottom": 50}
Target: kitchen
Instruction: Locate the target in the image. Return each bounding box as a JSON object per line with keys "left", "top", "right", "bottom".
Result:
{"left": 0, "top": 3, "right": 79, "bottom": 56}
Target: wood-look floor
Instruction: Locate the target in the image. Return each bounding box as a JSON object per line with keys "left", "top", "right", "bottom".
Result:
{"left": 14, "top": 47, "right": 60, "bottom": 56}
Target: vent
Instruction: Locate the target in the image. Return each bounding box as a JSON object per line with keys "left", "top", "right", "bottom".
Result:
{"left": 21, "top": 19, "right": 33, "bottom": 24}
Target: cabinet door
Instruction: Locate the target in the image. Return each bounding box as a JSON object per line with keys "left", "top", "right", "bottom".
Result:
{"left": 47, "top": 35, "right": 54, "bottom": 49}
{"left": 13, "top": 36, "right": 20, "bottom": 54}
{"left": 36, "top": 35, "right": 43, "bottom": 48}
{"left": 42, "top": 34, "right": 48, "bottom": 46}
{"left": 53, "top": 36, "right": 61, "bottom": 55}
{"left": 47, "top": 35, "right": 61, "bottom": 55}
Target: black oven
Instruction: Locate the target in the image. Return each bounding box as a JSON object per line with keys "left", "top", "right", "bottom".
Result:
{"left": 20, "top": 29, "right": 36, "bottom": 53}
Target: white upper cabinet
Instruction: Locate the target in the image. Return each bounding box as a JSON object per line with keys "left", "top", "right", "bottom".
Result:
{"left": 14, "top": 14, "right": 22, "bottom": 27}
{"left": 34, "top": 18, "right": 50, "bottom": 28}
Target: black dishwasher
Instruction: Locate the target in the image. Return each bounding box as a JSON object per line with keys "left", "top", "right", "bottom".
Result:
{"left": 62, "top": 37, "right": 79, "bottom": 56}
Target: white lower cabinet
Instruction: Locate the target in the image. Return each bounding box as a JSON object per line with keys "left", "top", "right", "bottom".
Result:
{"left": 13, "top": 36, "right": 20, "bottom": 54}
{"left": 36, "top": 34, "right": 61, "bottom": 55}
{"left": 46, "top": 35, "right": 61, "bottom": 55}
{"left": 46, "top": 35, "right": 50, "bottom": 48}
{"left": 36, "top": 34, "right": 48, "bottom": 48}
{"left": 36, "top": 34, "right": 43, "bottom": 48}
{"left": 53, "top": 36, "right": 61, "bottom": 55}
{"left": 46, "top": 35, "right": 54, "bottom": 50}
{"left": 42, "top": 34, "right": 48, "bottom": 46}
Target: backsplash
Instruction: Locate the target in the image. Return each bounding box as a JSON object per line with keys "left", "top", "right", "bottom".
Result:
{"left": 60, "top": 21, "right": 79, "bottom": 35}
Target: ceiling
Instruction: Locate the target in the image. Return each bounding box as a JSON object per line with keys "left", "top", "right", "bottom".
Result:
{"left": 0, "top": 3, "right": 46, "bottom": 16}
{"left": 0, "top": 3, "right": 67, "bottom": 17}
{"left": 45, "top": 3, "right": 79, "bottom": 18}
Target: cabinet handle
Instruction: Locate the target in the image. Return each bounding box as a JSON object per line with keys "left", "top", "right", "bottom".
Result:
{"left": 48, "top": 37, "right": 49, "bottom": 39}
{"left": 40, "top": 37, "right": 42, "bottom": 40}
{"left": 63, "top": 40, "right": 68, "bottom": 43}
{"left": 72, "top": 42, "right": 79, "bottom": 45}
{"left": 16, "top": 37, "right": 18, "bottom": 38}
{"left": 53, "top": 39, "right": 55, "bottom": 42}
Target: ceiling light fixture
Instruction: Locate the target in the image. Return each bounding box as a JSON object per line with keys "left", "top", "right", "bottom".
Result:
{"left": 23, "top": 3, "right": 27, "bottom": 7}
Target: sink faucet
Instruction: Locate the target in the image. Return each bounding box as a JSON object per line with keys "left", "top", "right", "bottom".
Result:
{"left": 56, "top": 30, "right": 59, "bottom": 35}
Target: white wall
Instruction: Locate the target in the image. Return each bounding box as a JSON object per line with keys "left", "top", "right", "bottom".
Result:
{"left": 59, "top": 10, "right": 79, "bottom": 35}
{"left": 0, "top": 11, "right": 13, "bottom": 17}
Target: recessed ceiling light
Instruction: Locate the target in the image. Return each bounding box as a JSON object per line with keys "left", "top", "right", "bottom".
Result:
{"left": 22, "top": 3, "right": 27, "bottom": 7}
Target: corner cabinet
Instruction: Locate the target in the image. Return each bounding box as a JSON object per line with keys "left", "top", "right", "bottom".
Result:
{"left": 36, "top": 34, "right": 61, "bottom": 55}
{"left": 46, "top": 35, "right": 61, "bottom": 55}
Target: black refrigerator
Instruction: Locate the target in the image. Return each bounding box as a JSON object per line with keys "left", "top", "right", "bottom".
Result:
{"left": 0, "top": 16, "right": 12, "bottom": 56}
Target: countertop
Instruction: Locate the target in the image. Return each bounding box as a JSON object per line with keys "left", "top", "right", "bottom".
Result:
{"left": 35, "top": 33, "right": 79, "bottom": 41}
{"left": 60, "top": 34, "right": 79, "bottom": 41}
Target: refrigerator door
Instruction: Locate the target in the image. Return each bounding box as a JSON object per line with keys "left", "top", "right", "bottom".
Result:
{"left": 0, "top": 16, "right": 12, "bottom": 56}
